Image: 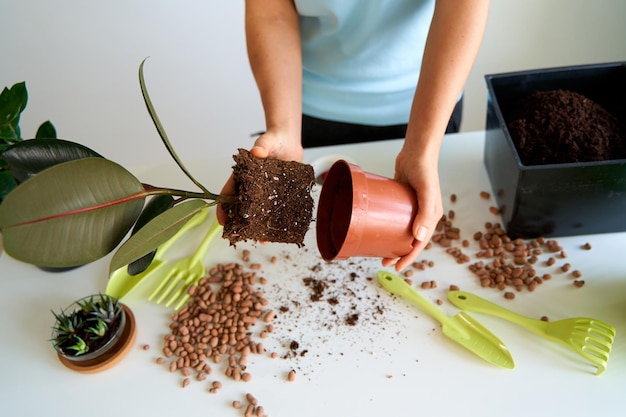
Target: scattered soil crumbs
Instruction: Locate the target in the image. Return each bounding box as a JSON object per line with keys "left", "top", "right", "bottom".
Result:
{"left": 222, "top": 149, "right": 315, "bottom": 246}
{"left": 507, "top": 89, "right": 626, "bottom": 165}
{"left": 145, "top": 185, "right": 591, "bottom": 415}
{"left": 270, "top": 256, "right": 394, "bottom": 364}
{"left": 149, "top": 221, "right": 405, "bottom": 412}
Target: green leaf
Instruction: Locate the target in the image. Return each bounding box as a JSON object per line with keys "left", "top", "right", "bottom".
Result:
{"left": 0, "top": 170, "right": 17, "bottom": 201}
{"left": 35, "top": 121, "right": 57, "bottom": 139}
{"left": 0, "top": 82, "right": 28, "bottom": 142}
{"left": 0, "top": 157, "right": 146, "bottom": 267}
{"left": 109, "top": 199, "right": 209, "bottom": 274}
{"left": 127, "top": 194, "right": 175, "bottom": 275}
{"left": 139, "top": 59, "right": 219, "bottom": 199}
{"left": 2, "top": 138, "right": 102, "bottom": 183}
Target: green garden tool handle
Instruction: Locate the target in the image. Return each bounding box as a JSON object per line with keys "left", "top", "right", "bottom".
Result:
{"left": 377, "top": 270, "right": 452, "bottom": 326}
{"left": 154, "top": 206, "right": 210, "bottom": 257}
{"left": 447, "top": 291, "right": 546, "bottom": 337}
{"left": 187, "top": 217, "right": 221, "bottom": 264}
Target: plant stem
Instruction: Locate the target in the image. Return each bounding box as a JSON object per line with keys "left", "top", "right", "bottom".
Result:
{"left": 142, "top": 184, "right": 238, "bottom": 204}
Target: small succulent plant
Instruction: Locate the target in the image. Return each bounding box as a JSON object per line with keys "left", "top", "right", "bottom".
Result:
{"left": 51, "top": 293, "right": 123, "bottom": 358}
{"left": 77, "top": 293, "right": 119, "bottom": 323}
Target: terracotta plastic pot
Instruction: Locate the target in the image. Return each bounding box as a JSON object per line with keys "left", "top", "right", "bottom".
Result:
{"left": 316, "top": 160, "right": 418, "bottom": 261}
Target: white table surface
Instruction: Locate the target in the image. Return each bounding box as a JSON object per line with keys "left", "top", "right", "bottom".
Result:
{"left": 1, "top": 131, "right": 625, "bottom": 417}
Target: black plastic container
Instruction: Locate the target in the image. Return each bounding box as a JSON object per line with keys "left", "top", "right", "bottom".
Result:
{"left": 484, "top": 62, "right": 626, "bottom": 239}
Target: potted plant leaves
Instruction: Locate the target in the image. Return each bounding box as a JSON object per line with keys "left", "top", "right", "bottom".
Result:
{"left": 0, "top": 59, "right": 315, "bottom": 276}
{"left": 50, "top": 293, "right": 136, "bottom": 373}
{"left": 0, "top": 81, "right": 57, "bottom": 202}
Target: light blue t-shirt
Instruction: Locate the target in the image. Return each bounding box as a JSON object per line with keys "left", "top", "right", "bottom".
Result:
{"left": 296, "top": 0, "right": 435, "bottom": 125}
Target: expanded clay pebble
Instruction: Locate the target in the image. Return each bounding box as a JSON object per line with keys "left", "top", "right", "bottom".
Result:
{"left": 420, "top": 280, "right": 437, "bottom": 289}
{"left": 288, "top": 369, "right": 296, "bottom": 382}
{"left": 411, "top": 259, "right": 435, "bottom": 270}
{"left": 582, "top": 242, "right": 592, "bottom": 250}
{"left": 431, "top": 209, "right": 582, "bottom": 296}
{"left": 430, "top": 216, "right": 472, "bottom": 264}
{"left": 461, "top": 220, "right": 585, "bottom": 295}
{"left": 246, "top": 393, "right": 258, "bottom": 405}
{"left": 156, "top": 262, "right": 269, "bottom": 386}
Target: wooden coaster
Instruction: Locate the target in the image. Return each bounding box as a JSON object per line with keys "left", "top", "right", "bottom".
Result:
{"left": 57, "top": 304, "right": 136, "bottom": 373}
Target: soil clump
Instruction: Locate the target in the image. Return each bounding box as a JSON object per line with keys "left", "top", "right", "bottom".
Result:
{"left": 222, "top": 149, "right": 315, "bottom": 246}
{"left": 507, "top": 89, "right": 626, "bottom": 165}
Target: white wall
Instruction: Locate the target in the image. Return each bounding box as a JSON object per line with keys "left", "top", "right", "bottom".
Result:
{"left": 2, "top": 0, "right": 625, "bottom": 166}
{"left": 1, "top": 0, "right": 261, "bottom": 168}
{"left": 464, "top": 0, "right": 626, "bottom": 131}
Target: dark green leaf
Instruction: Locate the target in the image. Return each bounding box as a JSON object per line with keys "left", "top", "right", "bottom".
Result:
{"left": 0, "top": 158, "right": 146, "bottom": 267}
{"left": 0, "top": 82, "right": 28, "bottom": 142}
{"left": 127, "top": 194, "right": 175, "bottom": 275}
{"left": 109, "top": 199, "right": 209, "bottom": 274}
{"left": 0, "top": 170, "right": 17, "bottom": 201}
{"left": 3, "top": 138, "right": 102, "bottom": 183}
{"left": 35, "top": 121, "right": 57, "bottom": 139}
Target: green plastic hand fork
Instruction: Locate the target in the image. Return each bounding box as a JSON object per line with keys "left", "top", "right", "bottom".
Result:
{"left": 106, "top": 207, "right": 210, "bottom": 300}
{"left": 148, "top": 216, "right": 222, "bottom": 311}
{"left": 376, "top": 271, "right": 514, "bottom": 369}
{"left": 448, "top": 291, "right": 616, "bottom": 375}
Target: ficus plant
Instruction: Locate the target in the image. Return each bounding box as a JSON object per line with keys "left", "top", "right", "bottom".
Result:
{"left": 0, "top": 59, "right": 235, "bottom": 274}
{"left": 0, "top": 81, "right": 57, "bottom": 201}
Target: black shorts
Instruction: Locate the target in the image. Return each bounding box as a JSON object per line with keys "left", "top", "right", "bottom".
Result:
{"left": 301, "top": 97, "right": 463, "bottom": 148}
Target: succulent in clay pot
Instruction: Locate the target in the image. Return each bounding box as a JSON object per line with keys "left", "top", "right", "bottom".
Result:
{"left": 0, "top": 59, "right": 315, "bottom": 276}
{"left": 50, "top": 293, "right": 136, "bottom": 373}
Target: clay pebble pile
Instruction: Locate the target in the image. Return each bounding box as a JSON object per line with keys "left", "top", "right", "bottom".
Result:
{"left": 403, "top": 191, "right": 591, "bottom": 299}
